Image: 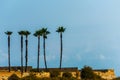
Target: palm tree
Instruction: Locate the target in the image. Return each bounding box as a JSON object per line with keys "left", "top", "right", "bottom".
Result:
{"left": 18, "top": 31, "right": 25, "bottom": 74}
{"left": 5, "top": 31, "right": 13, "bottom": 72}
{"left": 23, "top": 31, "right": 31, "bottom": 72}
{"left": 33, "top": 29, "right": 42, "bottom": 72}
{"left": 41, "top": 28, "right": 50, "bottom": 70}
{"left": 56, "top": 26, "right": 65, "bottom": 69}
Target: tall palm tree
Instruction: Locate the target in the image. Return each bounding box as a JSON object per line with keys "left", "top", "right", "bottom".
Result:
{"left": 33, "top": 29, "right": 42, "bottom": 72}
{"left": 23, "top": 31, "right": 31, "bottom": 72}
{"left": 5, "top": 31, "right": 13, "bottom": 72}
{"left": 56, "top": 26, "right": 66, "bottom": 69}
{"left": 41, "top": 28, "right": 50, "bottom": 70}
{"left": 18, "top": 31, "right": 25, "bottom": 74}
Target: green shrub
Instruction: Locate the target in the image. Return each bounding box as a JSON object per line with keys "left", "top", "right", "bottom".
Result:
{"left": 81, "top": 66, "right": 105, "bottom": 80}
{"left": 62, "top": 72, "right": 72, "bottom": 78}
{"left": 81, "top": 66, "right": 94, "bottom": 80}
{"left": 50, "top": 70, "right": 60, "bottom": 77}
{"left": 8, "top": 74, "right": 20, "bottom": 80}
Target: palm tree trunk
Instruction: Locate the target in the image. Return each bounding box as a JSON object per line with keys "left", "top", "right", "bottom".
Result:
{"left": 21, "top": 36, "right": 23, "bottom": 74}
{"left": 37, "top": 36, "right": 40, "bottom": 72}
{"left": 60, "top": 33, "right": 63, "bottom": 69}
{"left": 8, "top": 36, "right": 11, "bottom": 72}
{"left": 25, "top": 36, "right": 28, "bottom": 72}
{"left": 43, "top": 38, "right": 47, "bottom": 70}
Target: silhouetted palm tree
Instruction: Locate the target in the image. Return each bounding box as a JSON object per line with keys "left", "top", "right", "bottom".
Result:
{"left": 18, "top": 31, "right": 25, "bottom": 74}
{"left": 5, "top": 31, "right": 13, "bottom": 72}
{"left": 41, "top": 28, "right": 50, "bottom": 70}
{"left": 23, "top": 31, "right": 31, "bottom": 72}
{"left": 33, "top": 29, "right": 42, "bottom": 72}
{"left": 56, "top": 26, "right": 65, "bottom": 69}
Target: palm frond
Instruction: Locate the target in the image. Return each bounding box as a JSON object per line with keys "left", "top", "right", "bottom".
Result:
{"left": 5, "top": 31, "right": 13, "bottom": 35}
{"left": 56, "top": 26, "right": 66, "bottom": 33}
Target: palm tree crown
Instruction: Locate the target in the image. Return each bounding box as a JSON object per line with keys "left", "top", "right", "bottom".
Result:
{"left": 33, "top": 29, "right": 42, "bottom": 37}
{"left": 23, "top": 31, "right": 31, "bottom": 36}
{"left": 56, "top": 26, "right": 65, "bottom": 33}
{"left": 41, "top": 28, "right": 50, "bottom": 38}
{"left": 5, "top": 31, "right": 13, "bottom": 35}
{"left": 18, "top": 31, "right": 25, "bottom": 35}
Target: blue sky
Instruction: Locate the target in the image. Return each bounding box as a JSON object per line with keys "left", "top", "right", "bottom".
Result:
{"left": 0, "top": 0, "right": 120, "bottom": 76}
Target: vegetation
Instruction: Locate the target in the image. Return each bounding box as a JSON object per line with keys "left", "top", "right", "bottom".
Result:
{"left": 4, "top": 27, "right": 66, "bottom": 73}
{"left": 56, "top": 26, "right": 66, "bottom": 69}
{"left": 18, "top": 31, "right": 24, "bottom": 74}
{"left": 3, "top": 28, "right": 113, "bottom": 80}
{"left": 81, "top": 66, "right": 105, "bottom": 80}
{"left": 8, "top": 65, "right": 111, "bottom": 80}
{"left": 34, "top": 29, "right": 42, "bottom": 72}
{"left": 50, "top": 70, "right": 60, "bottom": 77}
{"left": 8, "top": 73, "right": 78, "bottom": 80}
{"left": 5, "top": 31, "right": 13, "bottom": 72}
{"left": 62, "top": 72, "right": 72, "bottom": 78}
{"left": 8, "top": 74, "right": 20, "bottom": 80}
{"left": 41, "top": 28, "right": 50, "bottom": 70}
{"left": 21, "top": 73, "right": 39, "bottom": 80}
{"left": 24, "top": 30, "right": 31, "bottom": 72}
{"left": 21, "top": 77, "right": 78, "bottom": 80}
{"left": 21, "top": 76, "right": 78, "bottom": 80}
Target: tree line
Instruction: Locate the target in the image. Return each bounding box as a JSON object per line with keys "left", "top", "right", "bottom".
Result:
{"left": 4, "top": 26, "right": 66, "bottom": 74}
{"left": 8, "top": 66, "right": 106, "bottom": 80}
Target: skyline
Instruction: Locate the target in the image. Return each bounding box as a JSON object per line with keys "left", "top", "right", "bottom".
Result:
{"left": 0, "top": 0, "right": 120, "bottom": 76}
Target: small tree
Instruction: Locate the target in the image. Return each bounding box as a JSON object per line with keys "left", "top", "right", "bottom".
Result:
{"left": 81, "top": 66, "right": 103, "bottom": 80}
{"left": 81, "top": 66, "right": 95, "bottom": 80}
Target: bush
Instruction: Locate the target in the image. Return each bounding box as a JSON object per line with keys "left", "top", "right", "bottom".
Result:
{"left": 62, "top": 72, "right": 72, "bottom": 78}
{"left": 81, "top": 66, "right": 94, "bottom": 80}
{"left": 8, "top": 74, "right": 20, "bottom": 80}
{"left": 50, "top": 70, "right": 60, "bottom": 77}
{"left": 81, "top": 66, "right": 104, "bottom": 80}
